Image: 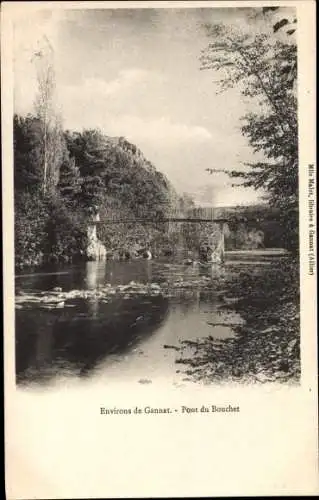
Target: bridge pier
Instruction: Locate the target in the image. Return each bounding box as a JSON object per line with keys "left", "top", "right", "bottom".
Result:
{"left": 199, "top": 222, "right": 226, "bottom": 264}
{"left": 86, "top": 209, "right": 107, "bottom": 261}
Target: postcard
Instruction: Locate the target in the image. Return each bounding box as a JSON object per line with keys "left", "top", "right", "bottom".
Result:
{"left": 2, "top": 1, "right": 318, "bottom": 498}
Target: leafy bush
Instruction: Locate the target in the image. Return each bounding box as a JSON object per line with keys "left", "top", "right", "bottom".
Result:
{"left": 15, "top": 191, "right": 49, "bottom": 268}
{"left": 44, "top": 195, "right": 87, "bottom": 262}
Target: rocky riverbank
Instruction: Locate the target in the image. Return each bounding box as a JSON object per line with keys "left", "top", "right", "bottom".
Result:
{"left": 171, "top": 258, "right": 300, "bottom": 385}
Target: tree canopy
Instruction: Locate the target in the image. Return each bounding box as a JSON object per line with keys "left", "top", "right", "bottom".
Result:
{"left": 201, "top": 21, "right": 298, "bottom": 250}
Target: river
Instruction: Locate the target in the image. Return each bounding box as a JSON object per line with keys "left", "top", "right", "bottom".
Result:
{"left": 15, "top": 254, "right": 297, "bottom": 389}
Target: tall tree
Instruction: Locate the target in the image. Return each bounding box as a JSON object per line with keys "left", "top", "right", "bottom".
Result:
{"left": 201, "top": 23, "right": 298, "bottom": 250}
{"left": 33, "top": 36, "right": 64, "bottom": 193}
{"left": 14, "top": 114, "right": 44, "bottom": 192}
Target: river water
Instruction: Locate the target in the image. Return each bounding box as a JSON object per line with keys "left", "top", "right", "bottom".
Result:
{"left": 15, "top": 256, "right": 288, "bottom": 388}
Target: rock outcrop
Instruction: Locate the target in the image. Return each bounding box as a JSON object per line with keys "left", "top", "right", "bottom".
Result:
{"left": 86, "top": 213, "right": 107, "bottom": 261}
{"left": 199, "top": 223, "right": 225, "bottom": 264}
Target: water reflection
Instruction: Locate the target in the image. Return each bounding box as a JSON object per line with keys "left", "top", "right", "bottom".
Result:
{"left": 16, "top": 261, "right": 172, "bottom": 385}
{"left": 16, "top": 295, "right": 170, "bottom": 385}
{"left": 15, "top": 259, "right": 246, "bottom": 387}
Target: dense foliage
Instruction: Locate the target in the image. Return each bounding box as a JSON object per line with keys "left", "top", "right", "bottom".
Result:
{"left": 14, "top": 114, "right": 175, "bottom": 268}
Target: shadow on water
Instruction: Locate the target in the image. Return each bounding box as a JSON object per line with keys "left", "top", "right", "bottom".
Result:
{"left": 15, "top": 261, "right": 170, "bottom": 386}
{"left": 16, "top": 295, "right": 169, "bottom": 385}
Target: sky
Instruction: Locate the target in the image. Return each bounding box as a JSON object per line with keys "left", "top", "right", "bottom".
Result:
{"left": 13, "top": 5, "right": 294, "bottom": 207}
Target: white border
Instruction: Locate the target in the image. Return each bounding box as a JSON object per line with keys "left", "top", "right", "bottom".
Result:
{"left": 2, "top": 1, "right": 318, "bottom": 498}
